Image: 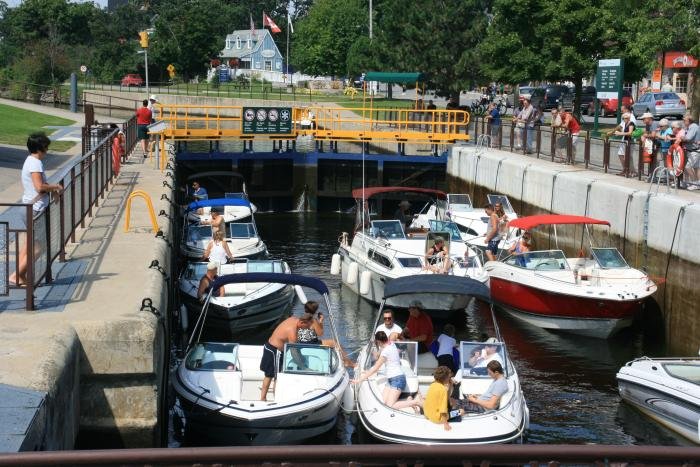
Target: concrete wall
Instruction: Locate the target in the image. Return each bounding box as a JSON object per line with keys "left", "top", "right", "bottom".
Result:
{"left": 449, "top": 146, "right": 700, "bottom": 354}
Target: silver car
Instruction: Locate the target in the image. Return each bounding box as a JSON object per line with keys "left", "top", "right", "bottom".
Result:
{"left": 632, "top": 92, "right": 686, "bottom": 119}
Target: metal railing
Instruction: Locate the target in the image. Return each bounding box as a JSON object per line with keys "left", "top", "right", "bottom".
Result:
{"left": 3, "top": 117, "right": 137, "bottom": 310}
{"left": 469, "top": 116, "right": 663, "bottom": 181}
{"left": 0, "top": 444, "right": 698, "bottom": 466}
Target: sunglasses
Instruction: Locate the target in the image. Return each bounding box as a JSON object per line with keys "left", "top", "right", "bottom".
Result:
{"left": 383, "top": 316, "right": 393, "bottom": 321}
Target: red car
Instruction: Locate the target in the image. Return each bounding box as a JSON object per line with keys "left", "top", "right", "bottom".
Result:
{"left": 591, "top": 89, "right": 634, "bottom": 117}
{"left": 121, "top": 74, "right": 144, "bottom": 87}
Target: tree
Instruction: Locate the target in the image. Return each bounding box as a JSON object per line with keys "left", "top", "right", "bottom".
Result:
{"left": 290, "top": 0, "right": 367, "bottom": 77}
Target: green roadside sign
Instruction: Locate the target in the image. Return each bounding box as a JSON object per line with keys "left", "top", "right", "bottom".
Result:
{"left": 594, "top": 58, "right": 624, "bottom": 130}
{"left": 242, "top": 107, "right": 292, "bottom": 134}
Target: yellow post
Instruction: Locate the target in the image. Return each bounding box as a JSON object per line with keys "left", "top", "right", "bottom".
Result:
{"left": 124, "top": 189, "right": 160, "bottom": 233}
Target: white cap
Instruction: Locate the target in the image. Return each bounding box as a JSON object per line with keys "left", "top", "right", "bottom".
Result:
{"left": 485, "top": 337, "right": 499, "bottom": 344}
{"left": 641, "top": 112, "right": 654, "bottom": 119}
{"left": 149, "top": 94, "right": 157, "bottom": 101}
{"left": 206, "top": 261, "right": 218, "bottom": 270}
{"left": 659, "top": 118, "right": 669, "bottom": 126}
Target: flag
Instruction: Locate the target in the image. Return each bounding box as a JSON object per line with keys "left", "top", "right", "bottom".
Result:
{"left": 250, "top": 13, "right": 256, "bottom": 38}
{"left": 263, "top": 12, "right": 281, "bottom": 34}
{"left": 287, "top": 13, "right": 294, "bottom": 34}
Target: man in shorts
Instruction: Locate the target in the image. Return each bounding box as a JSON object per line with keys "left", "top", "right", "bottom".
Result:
{"left": 135, "top": 99, "right": 152, "bottom": 157}
{"left": 260, "top": 315, "right": 300, "bottom": 400}
{"left": 483, "top": 203, "right": 501, "bottom": 261}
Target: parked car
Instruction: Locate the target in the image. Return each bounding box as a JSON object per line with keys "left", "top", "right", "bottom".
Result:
{"left": 576, "top": 86, "right": 597, "bottom": 115}
{"left": 632, "top": 92, "right": 686, "bottom": 119}
{"left": 529, "top": 85, "right": 574, "bottom": 111}
{"left": 594, "top": 90, "right": 634, "bottom": 117}
{"left": 121, "top": 74, "right": 144, "bottom": 87}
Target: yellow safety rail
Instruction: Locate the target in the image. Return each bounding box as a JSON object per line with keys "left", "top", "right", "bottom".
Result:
{"left": 124, "top": 189, "right": 160, "bottom": 233}
{"left": 148, "top": 104, "right": 470, "bottom": 145}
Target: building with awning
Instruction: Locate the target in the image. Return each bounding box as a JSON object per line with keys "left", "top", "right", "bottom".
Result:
{"left": 362, "top": 72, "right": 427, "bottom": 99}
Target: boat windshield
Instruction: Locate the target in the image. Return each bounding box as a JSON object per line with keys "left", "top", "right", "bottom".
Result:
{"left": 504, "top": 250, "right": 569, "bottom": 271}
{"left": 429, "top": 220, "right": 462, "bottom": 241}
{"left": 247, "top": 260, "right": 286, "bottom": 273}
{"left": 185, "top": 342, "right": 239, "bottom": 371}
{"left": 186, "top": 225, "right": 211, "bottom": 244}
{"left": 183, "top": 262, "right": 208, "bottom": 280}
{"left": 487, "top": 194, "right": 515, "bottom": 213}
{"left": 460, "top": 341, "right": 509, "bottom": 378}
{"left": 592, "top": 248, "right": 629, "bottom": 269}
{"left": 662, "top": 363, "right": 700, "bottom": 385}
{"left": 447, "top": 194, "right": 473, "bottom": 211}
{"left": 224, "top": 192, "right": 248, "bottom": 199}
{"left": 283, "top": 343, "right": 337, "bottom": 375}
{"left": 370, "top": 220, "right": 406, "bottom": 239}
{"left": 228, "top": 222, "right": 257, "bottom": 238}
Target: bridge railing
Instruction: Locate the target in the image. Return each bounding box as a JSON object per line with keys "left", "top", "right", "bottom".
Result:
{"left": 2, "top": 117, "right": 137, "bottom": 310}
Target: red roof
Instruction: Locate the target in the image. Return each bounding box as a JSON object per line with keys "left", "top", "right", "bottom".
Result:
{"left": 351, "top": 186, "right": 447, "bottom": 200}
{"left": 509, "top": 214, "right": 611, "bottom": 230}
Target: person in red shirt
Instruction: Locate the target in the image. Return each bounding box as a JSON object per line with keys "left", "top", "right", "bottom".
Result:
{"left": 405, "top": 300, "right": 434, "bottom": 354}
{"left": 135, "top": 99, "right": 152, "bottom": 157}
{"left": 110, "top": 124, "right": 123, "bottom": 176}
{"left": 559, "top": 110, "right": 580, "bottom": 162}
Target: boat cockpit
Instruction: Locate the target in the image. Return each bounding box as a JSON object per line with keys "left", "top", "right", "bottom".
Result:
{"left": 283, "top": 343, "right": 339, "bottom": 376}
{"left": 591, "top": 248, "right": 629, "bottom": 269}
{"left": 370, "top": 220, "right": 407, "bottom": 239}
{"left": 503, "top": 249, "right": 570, "bottom": 270}
{"left": 186, "top": 342, "right": 239, "bottom": 371}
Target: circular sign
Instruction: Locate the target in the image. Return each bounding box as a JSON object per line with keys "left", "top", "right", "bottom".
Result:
{"left": 80, "top": 65, "right": 87, "bottom": 73}
{"left": 256, "top": 109, "right": 267, "bottom": 122}
{"left": 280, "top": 109, "right": 290, "bottom": 121}
{"left": 261, "top": 49, "right": 276, "bottom": 58}
{"left": 268, "top": 109, "right": 279, "bottom": 122}
{"left": 244, "top": 109, "right": 255, "bottom": 122}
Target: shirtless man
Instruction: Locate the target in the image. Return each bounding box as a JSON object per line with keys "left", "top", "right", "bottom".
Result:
{"left": 200, "top": 207, "right": 225, "bottom": 237}
{"left": 260, "top": 315, "right": 300, "bottom": 400}
{"left": 483, "top": 203, "right": 501, "bottom": 261}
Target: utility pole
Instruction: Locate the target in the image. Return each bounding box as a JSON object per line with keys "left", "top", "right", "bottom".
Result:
{"left": 369, "top": 0, "right": 372, "bottom": 39}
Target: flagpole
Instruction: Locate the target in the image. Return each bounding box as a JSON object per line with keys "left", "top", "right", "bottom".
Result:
{"left": 286, "top": 20, "right": 290, "bottom": 85}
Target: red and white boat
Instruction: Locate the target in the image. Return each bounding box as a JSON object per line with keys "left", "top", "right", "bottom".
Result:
{"left": 484, "top": 215, "right": 657, "bottom": 339}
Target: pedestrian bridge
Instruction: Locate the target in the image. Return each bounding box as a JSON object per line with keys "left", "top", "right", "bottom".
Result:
{"left": 149, "top": 104, "right": 470, "bottom": 145}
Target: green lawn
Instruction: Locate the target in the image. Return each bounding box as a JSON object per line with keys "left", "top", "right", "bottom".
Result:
{"left": 0, "top": 104, "right": 76, "bottom": 152}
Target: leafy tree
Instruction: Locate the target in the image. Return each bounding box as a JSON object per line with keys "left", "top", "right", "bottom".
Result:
{"left": 290, "top": 0, "right": 367, "bottom": 77}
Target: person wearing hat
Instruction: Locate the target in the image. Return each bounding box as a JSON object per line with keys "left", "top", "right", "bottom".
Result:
{"left": 656, "top": 118, "right": 673, "bottom": 158}
{"left": 147, "top": 94, "right": 158, "bottom": 113}
{"left": 468, "top": 337, "right": 504, "bottom": 373}
{"left": 640, "top": 112, "right": 658, "bottom": 175}
{"left": 197, "top": 261, "right": 223, "bottom": 302}
{"left": 681, "top": 113, "right": 700, "bottom": 190}
{"left": 200, "top": 207, "right": 225, "bottom": 237}
{"left": 394, "top": 200, "right": 413, "bottom": 231}
{"left": 405, "top": 300, "right": 434, "bottom": 354}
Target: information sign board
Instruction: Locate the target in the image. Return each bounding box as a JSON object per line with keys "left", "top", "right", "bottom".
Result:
{"left": 596, "top": 58, "right": 623, "bottom": 99}
{"left": 242, "top": 107, "right": 292, "bottom": 134}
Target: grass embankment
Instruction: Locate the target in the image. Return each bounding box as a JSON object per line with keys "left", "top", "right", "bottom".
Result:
{"left": 0, "top": 104, "right": 76, "bottom": 152}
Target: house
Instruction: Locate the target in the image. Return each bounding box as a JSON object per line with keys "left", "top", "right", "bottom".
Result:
{"left": 219, "top": 29, "right": 285, "bottom": 82}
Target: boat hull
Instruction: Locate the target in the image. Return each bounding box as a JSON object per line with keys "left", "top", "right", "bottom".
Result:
{"left": 618, "top": 376, "right": 700, "bottom": 444}
{"left": 490, "top": 277, "right": 642, "bottom": 338}
{"left": 181, "top": 285, "right": 295, "bottom": 334}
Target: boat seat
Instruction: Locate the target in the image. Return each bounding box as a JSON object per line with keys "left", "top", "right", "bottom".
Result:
{"left": 223, "top": 283, "right": 247, "bottom": 296}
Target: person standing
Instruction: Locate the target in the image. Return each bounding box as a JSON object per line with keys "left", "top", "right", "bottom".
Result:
{"left": 483, "top": 203, "right": 501, "bottom": 261}
{"left": 191, "top": 180, "right": 208, "bottom": 201}
{"left": 197, "top": 262, "right": 224, "bottom": 302}
{"left": 519, "top": 98, "right": 536, "bottom": 153}
{"left": 681, "top": 113, "right": 700, "bottom": 190}
{"left": 614, "top": 113, "right": 636, "bottom": 176}
{"left": 640, "top": 112, "right": 658, "bottom": 175}
{"left": 485, "top": 103, "right": 501, "bottom": 147}
{"left": 10, "top": 133, "right": 62, "bottom": 287}
{"left": 260, "top": 314, "right": 302, "bottom": 400}
{"left": 110, "top": 124, "right": 123, "bottom": 176}
{"left": 136, "top": 99, "right": 152, "bottom": 158}
{"left": 201, "top": 207, "right": 225, "bottom": 237}
{"left": 560, "top": 109, "right": 581, "bottom": 162}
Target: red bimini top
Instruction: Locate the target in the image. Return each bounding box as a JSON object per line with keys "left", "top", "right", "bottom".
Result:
{"left": 509, "top": 214, "right": 610, "bottom": 231}
{"left": 351, "top": 186, "right": 447, "bottom": 201}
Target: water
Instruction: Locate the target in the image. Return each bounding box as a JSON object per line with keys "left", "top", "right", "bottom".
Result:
{"left": 171, "top": 212, "right": 685, "bottom": 446}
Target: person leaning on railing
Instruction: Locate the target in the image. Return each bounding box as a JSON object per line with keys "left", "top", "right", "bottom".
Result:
{"left": 10, "top": 133, "right": 63, "bottom": 287}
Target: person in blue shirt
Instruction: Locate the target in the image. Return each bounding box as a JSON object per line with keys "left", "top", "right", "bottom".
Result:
{"left": 191, "top": 180, "right": 208, "bottom": 201}
{"left": 486, "top": 103, "right": 501, "bottom": 147}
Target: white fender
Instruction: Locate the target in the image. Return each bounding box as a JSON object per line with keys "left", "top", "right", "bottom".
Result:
{"left": 294, "top": 285, "right": 308, "bottom": 304}
{"left": 347, "top": 262, "right": 358, "bottom": 285}
{"left": 330, "top": 253, "right": 341, "bottom": 275}
{"left": 179, "top": 304, "right": 188, "bottom": 332}
{"left": 341, "top": 382, "right": 356, "bottom": 414}
{"left": 359, "top": 270, "right": 372, "bottom": 295}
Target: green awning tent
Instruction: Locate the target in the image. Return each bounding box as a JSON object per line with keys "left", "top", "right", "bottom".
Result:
{"left": 363, "top": 72, "right": 425, "bottom": 84}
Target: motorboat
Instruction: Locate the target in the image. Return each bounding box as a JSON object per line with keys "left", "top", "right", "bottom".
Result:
{"left": 181, "top": 198, "right": 268, "bottom": 260}
{"left": 354, "top": 275, "right": 529, "bottom": 445}
{"left": 179, "top": 259, "right": 295, "bottom": 335}
{"left": 173, "top": 273, "right": 351, "bottom": 445}
{"left": 617, "top": 356, "right": 700, "bottom": 444}
{"left": 185, "top": 196, "right": 258, "bottom": 224}
{"left": 183, "top": 170, "right": 257, "bottom": 221}
{"left": 443, "top": 194, "right": 518, "bottom": 251}
{"left": 332, "top": 187, "right": 488, "bottom": 312}
{"left": 485, "top": 214, "right": 657, "bottom": 338}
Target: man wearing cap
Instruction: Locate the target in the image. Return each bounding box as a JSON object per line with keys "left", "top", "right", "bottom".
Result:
{"left": 405, "top": 300, "right": 433, "bottom": 354}
{"left": 468, "top": 337, "right": 504, "bottom": 372}
{"left": 656, "top": 118, "right": 673, "bottom": 158}
{"left": 201, "top": 207, "right": 225, "bottom": 237}
{"left": 681, "top": 113, "right": 700, "bottom": 190}
{"left": 197, "top": 262, "right": 223, "bottom": 302}
{"left": 147, "top": 95, "right": 158, "bottom": 113}
{"left": 393, "top": 200, "right": 412, "bottom": 231}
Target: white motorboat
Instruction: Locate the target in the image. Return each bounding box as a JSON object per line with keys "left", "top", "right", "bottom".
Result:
{"left": 181, "top": 198, "right": 268, "bottom": 260}
{"left": 617, "top": 357, "right": 700, "bottom": 444}
{"left": 354, "top": 275, "right": 529, "bottom": 445}
{"left": 183, "top": 171, "right": 257, "bottom": 223}
{"left": 179, "top": 259, "right": 295, "bottom": 335}
{"left": 485, "top": 214, "right": 657, "bottom": 338}
{"left": 173, "top": 273, "right": 351, "bottom": 445}
{"left": 333, "top": 187, "right": 487, "bottom": 312}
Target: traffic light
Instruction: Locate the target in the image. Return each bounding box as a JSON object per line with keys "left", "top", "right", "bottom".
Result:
{"left": 139, "top": 31, "right": 149, "bottom": 48}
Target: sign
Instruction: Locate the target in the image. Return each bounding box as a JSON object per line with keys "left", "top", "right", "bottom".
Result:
{"left": 596, "top": 58, "right": 623, "bottom": 99}
{"left": 664, "top": 52, "right": 698, "bottom": 69}
{"left": 218, "top": 67, "right": 230, "bottom": 83}
{"left": 651, "top": 69, "right": 662, "bottom": 91}
{"left": 80, "top": 65, "right": 87, "bottom": 73}
{"left": 242, "top": 106, "right": 292, "bottom": 134}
